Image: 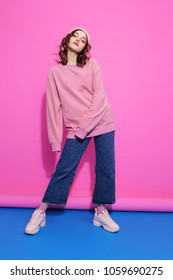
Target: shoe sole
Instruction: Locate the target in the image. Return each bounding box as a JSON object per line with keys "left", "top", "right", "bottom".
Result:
{"left": 25, "top": 219, "right": 46, "bottom": 235}
{"left": 93, "top": 220, "right": 120, "bottom": 233}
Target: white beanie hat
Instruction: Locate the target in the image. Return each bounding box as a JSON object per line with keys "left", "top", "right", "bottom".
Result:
{"left": 70, "top": 27, "right": 90, "bottom": 43}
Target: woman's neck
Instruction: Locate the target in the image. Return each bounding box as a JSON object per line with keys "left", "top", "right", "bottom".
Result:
{"left": 67, "top": 50, "right": 77, "bottom": 65}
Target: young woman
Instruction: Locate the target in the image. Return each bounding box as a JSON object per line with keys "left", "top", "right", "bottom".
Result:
{"left": 25, "top": 28, "right": 120, "bottom": 234}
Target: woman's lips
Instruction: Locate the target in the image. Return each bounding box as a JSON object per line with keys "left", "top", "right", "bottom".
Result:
{"left": 73, "top": 42, "right": 79, "bottom": 46}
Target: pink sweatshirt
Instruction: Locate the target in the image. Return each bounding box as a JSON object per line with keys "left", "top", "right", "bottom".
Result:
{"left": 46, "top": 58, "right": 115, "bottom": 152}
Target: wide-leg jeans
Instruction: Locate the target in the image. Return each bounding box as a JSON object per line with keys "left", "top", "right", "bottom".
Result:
{"left": 42, "top": 131, "right": 116, "bottom": 205}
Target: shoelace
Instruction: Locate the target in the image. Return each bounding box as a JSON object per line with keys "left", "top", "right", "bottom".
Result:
{"left": 102, "top": 210, "right": 115, "bottom": 222}
{"left": 28, "top": 211, "right": 42, "bottom": 224}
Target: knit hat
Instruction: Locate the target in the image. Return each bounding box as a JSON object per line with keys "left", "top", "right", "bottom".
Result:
{"left": 70, "top": 27, "right": 90, "bottom": 43}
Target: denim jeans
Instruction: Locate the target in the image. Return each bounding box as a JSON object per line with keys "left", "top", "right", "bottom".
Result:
{"left": 42, "top": 131, "right": 115, "bottom": 205}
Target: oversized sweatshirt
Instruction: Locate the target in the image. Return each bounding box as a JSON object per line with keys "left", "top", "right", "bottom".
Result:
{"left": 46, "top": 57, "right": 115, "bottom": 152}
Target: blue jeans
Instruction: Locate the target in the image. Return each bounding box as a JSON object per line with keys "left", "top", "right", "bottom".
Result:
{"left": 42, "top": 131, "right": 116, "bottom": 205}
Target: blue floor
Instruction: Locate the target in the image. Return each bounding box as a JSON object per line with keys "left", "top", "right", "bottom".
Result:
{"left": 0, "top": 208, "right": 173, "bottom": 260}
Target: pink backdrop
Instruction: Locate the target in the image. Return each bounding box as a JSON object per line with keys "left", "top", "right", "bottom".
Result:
{"left": 0, "top": 0, "right": 173, "bottom": 211}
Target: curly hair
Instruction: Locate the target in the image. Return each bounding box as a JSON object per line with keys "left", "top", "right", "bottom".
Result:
{"left": 55, "top": 29, "right": 91, "bottom": 67}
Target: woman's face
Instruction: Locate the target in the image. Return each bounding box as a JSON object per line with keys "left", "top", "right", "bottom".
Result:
{"left": 68, "top": 30, "right": 87, "bottom": 53}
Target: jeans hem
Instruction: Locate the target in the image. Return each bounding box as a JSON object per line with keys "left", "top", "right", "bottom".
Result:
{"left": 92, "top": 200, "right": 116, "bottom": 205}
{"left": 42, "top": 200, "right": 67, "bottom": 206}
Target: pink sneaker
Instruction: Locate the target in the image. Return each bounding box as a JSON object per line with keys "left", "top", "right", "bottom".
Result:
{"left": 93, "top": 208, "right": 120, "bottom": 232}
{"left": 25, "top": 209, "right": 46, "bottom": 235}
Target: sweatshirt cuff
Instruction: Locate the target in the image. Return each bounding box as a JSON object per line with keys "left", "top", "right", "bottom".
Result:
{"left": 51, "top": 143, "right": 61, "bottom": 152}
{"left": 75, "top": 128, "right": 88, "bottom": 139}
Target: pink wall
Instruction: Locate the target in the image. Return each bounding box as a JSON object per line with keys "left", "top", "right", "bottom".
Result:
{"left": 0, "top": 0, "right": 173, "bottom": 211}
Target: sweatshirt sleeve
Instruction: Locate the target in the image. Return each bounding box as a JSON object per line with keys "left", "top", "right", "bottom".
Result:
{"left": 75, "top": 60, "right": 108, "bottom": 139}
{"left": 46, "top": 69, "right": 63, "bottom": 152}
